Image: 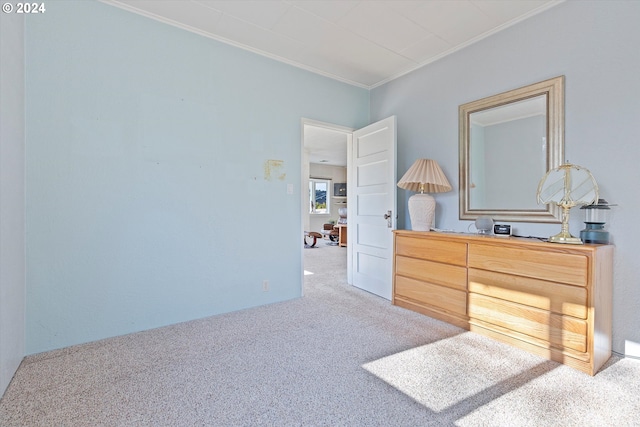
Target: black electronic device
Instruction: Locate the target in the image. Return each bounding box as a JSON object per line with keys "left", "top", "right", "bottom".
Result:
{"left": 494, "top": 224, "right": 511, "bottom": 236}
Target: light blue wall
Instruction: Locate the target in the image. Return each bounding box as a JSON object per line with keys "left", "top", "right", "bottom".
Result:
{"left": 0, "top": 12, "right": 26, "bottom": 395}
{"left": 25, "top": 1, "right": 369, "bottom": 354}
{"left": 371, "top": 1, "right": 640, "bottom": 356}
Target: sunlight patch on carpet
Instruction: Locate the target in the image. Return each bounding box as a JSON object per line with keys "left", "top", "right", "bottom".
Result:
{"left": 362, "top": 332, "right": 545, "bottom": 413}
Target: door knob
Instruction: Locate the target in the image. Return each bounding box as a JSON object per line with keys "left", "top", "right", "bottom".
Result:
{"left": 384, "top": 210, "right": 392, "bottom": 228}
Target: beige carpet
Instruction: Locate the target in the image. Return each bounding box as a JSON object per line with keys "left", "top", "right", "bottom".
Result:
{"left": 1, "top": 240, "right": 639, "bottom": 426}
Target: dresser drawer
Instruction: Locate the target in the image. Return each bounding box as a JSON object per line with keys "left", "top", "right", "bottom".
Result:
{"left": 468, "top": 243, "right": 588, "bottom": 286}
{"left": 396, "top": 235, "right": 467, "bottom": 266}
{"left": 468, "top": 293, "right": 587, "bottom": 352}
{"left": 396, "top": 255, "right": 467, "bottom": 291}
{"left": 468, "top": 268, "right": 587, "bottom": 319}
{"left": 395, "top": 275, "right": 467, "bottom": 316}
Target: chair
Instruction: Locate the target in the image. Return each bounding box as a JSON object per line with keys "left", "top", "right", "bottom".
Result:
{"left": 321, "top": 223, "right": 339, "bottom": 245}
{"left": 304, "top": 231, "right": 323, "bottom": 248}
{"left": 321, "top": 208, "right": 347, "bottom": 246}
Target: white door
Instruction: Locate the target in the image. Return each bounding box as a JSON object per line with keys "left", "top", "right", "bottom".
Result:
{"left": 347, "top": 116, "right": 397, "bottom": 300}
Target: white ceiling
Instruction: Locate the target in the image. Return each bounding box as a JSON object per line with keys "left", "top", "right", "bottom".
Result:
{"left": 103, "top": 0, "right": 561, "bottom": 89}
{"left": 102, "top": 0, "right": 562, "bottom": 167}
{"left": 304, "top": 124, "right": 349, "bottom": 166}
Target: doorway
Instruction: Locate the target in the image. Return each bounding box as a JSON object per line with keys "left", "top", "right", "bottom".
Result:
{"left": 301, "top": 116, "right": 397, "bottom": 300}
{"left": 301, "top": 119, "right": 352, "bottom": 286}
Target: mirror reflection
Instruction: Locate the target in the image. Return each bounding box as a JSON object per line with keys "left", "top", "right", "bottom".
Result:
{"left": 469, "top": 95, "right": 546, "bottom": 210}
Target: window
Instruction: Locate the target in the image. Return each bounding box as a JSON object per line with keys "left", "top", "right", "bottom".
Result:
{"left": 309, "top": 179, "right": 330, "bottom": 214}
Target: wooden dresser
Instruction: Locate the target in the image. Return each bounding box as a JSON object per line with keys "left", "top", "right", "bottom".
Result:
{"left": 393, "top": 230, "right": 614, "bottom": 375}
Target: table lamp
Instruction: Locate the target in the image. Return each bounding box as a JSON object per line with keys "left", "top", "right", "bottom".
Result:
{"left": 536, "top": 163, "right": 598, "bottom": 244}
{"left": 397, "top": 159, "right": 452, "bottom": 231}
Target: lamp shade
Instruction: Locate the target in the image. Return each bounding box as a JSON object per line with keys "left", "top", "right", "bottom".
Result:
{"left": 397, "top": 159, "right": 452, "bottom": 193}
{"left": 537, "top": 163, "right": 598, "bottom": 207}
{"left": 536, "top": 163, "right": 599, "bottom": 244}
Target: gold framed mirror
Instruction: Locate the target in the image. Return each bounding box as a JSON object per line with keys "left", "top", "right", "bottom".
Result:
{"left": 459, "top": 76, "right": 564, "bottom": 223}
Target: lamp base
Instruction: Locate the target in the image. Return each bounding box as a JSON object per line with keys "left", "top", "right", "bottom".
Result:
{"left": 548, "top": 231, "right": 583, "bottom": 245}
{"left": 548, "top": 205, "right": 583, "bottom": 244}
{"left": 408, "top": 193, "right": 436, "bottom": 231}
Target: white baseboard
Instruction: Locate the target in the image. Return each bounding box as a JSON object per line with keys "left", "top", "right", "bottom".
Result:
{"left": 624, "top": 340, "right": 640, "bottom": 359}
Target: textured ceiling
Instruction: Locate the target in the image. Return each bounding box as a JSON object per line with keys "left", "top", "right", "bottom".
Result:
{"left": 304, "top": 124, "right": 349, "bottom": 167}
{"left": 103, "top": 0, "right": 561, "bottom": 89}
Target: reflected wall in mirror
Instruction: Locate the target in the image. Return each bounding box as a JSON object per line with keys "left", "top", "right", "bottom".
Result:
{"left": 459, "top": 76, "right": 564, "bottom": 223}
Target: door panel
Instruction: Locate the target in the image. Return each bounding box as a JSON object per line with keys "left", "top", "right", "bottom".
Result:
{"left": 357, "top": 223, "right": 388, "bottom": 249}
{"left": 356, "top": 128, "right": 389, "bottom": 157}
{"left": 357, "top": 193, "right": 387, "bottom": 216}
{"left": 348, "top": 116, "right": 397, "bottom": 300}
{"left": 358, "top": 252, "right": 387, "bottom": 280}
{"left": 357, "top": 160, "right": 388, "bottom": 186}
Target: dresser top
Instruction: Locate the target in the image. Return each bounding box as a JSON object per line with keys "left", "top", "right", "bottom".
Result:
{"left": 393, "top": 229, "right": 612, "bottom": 255}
